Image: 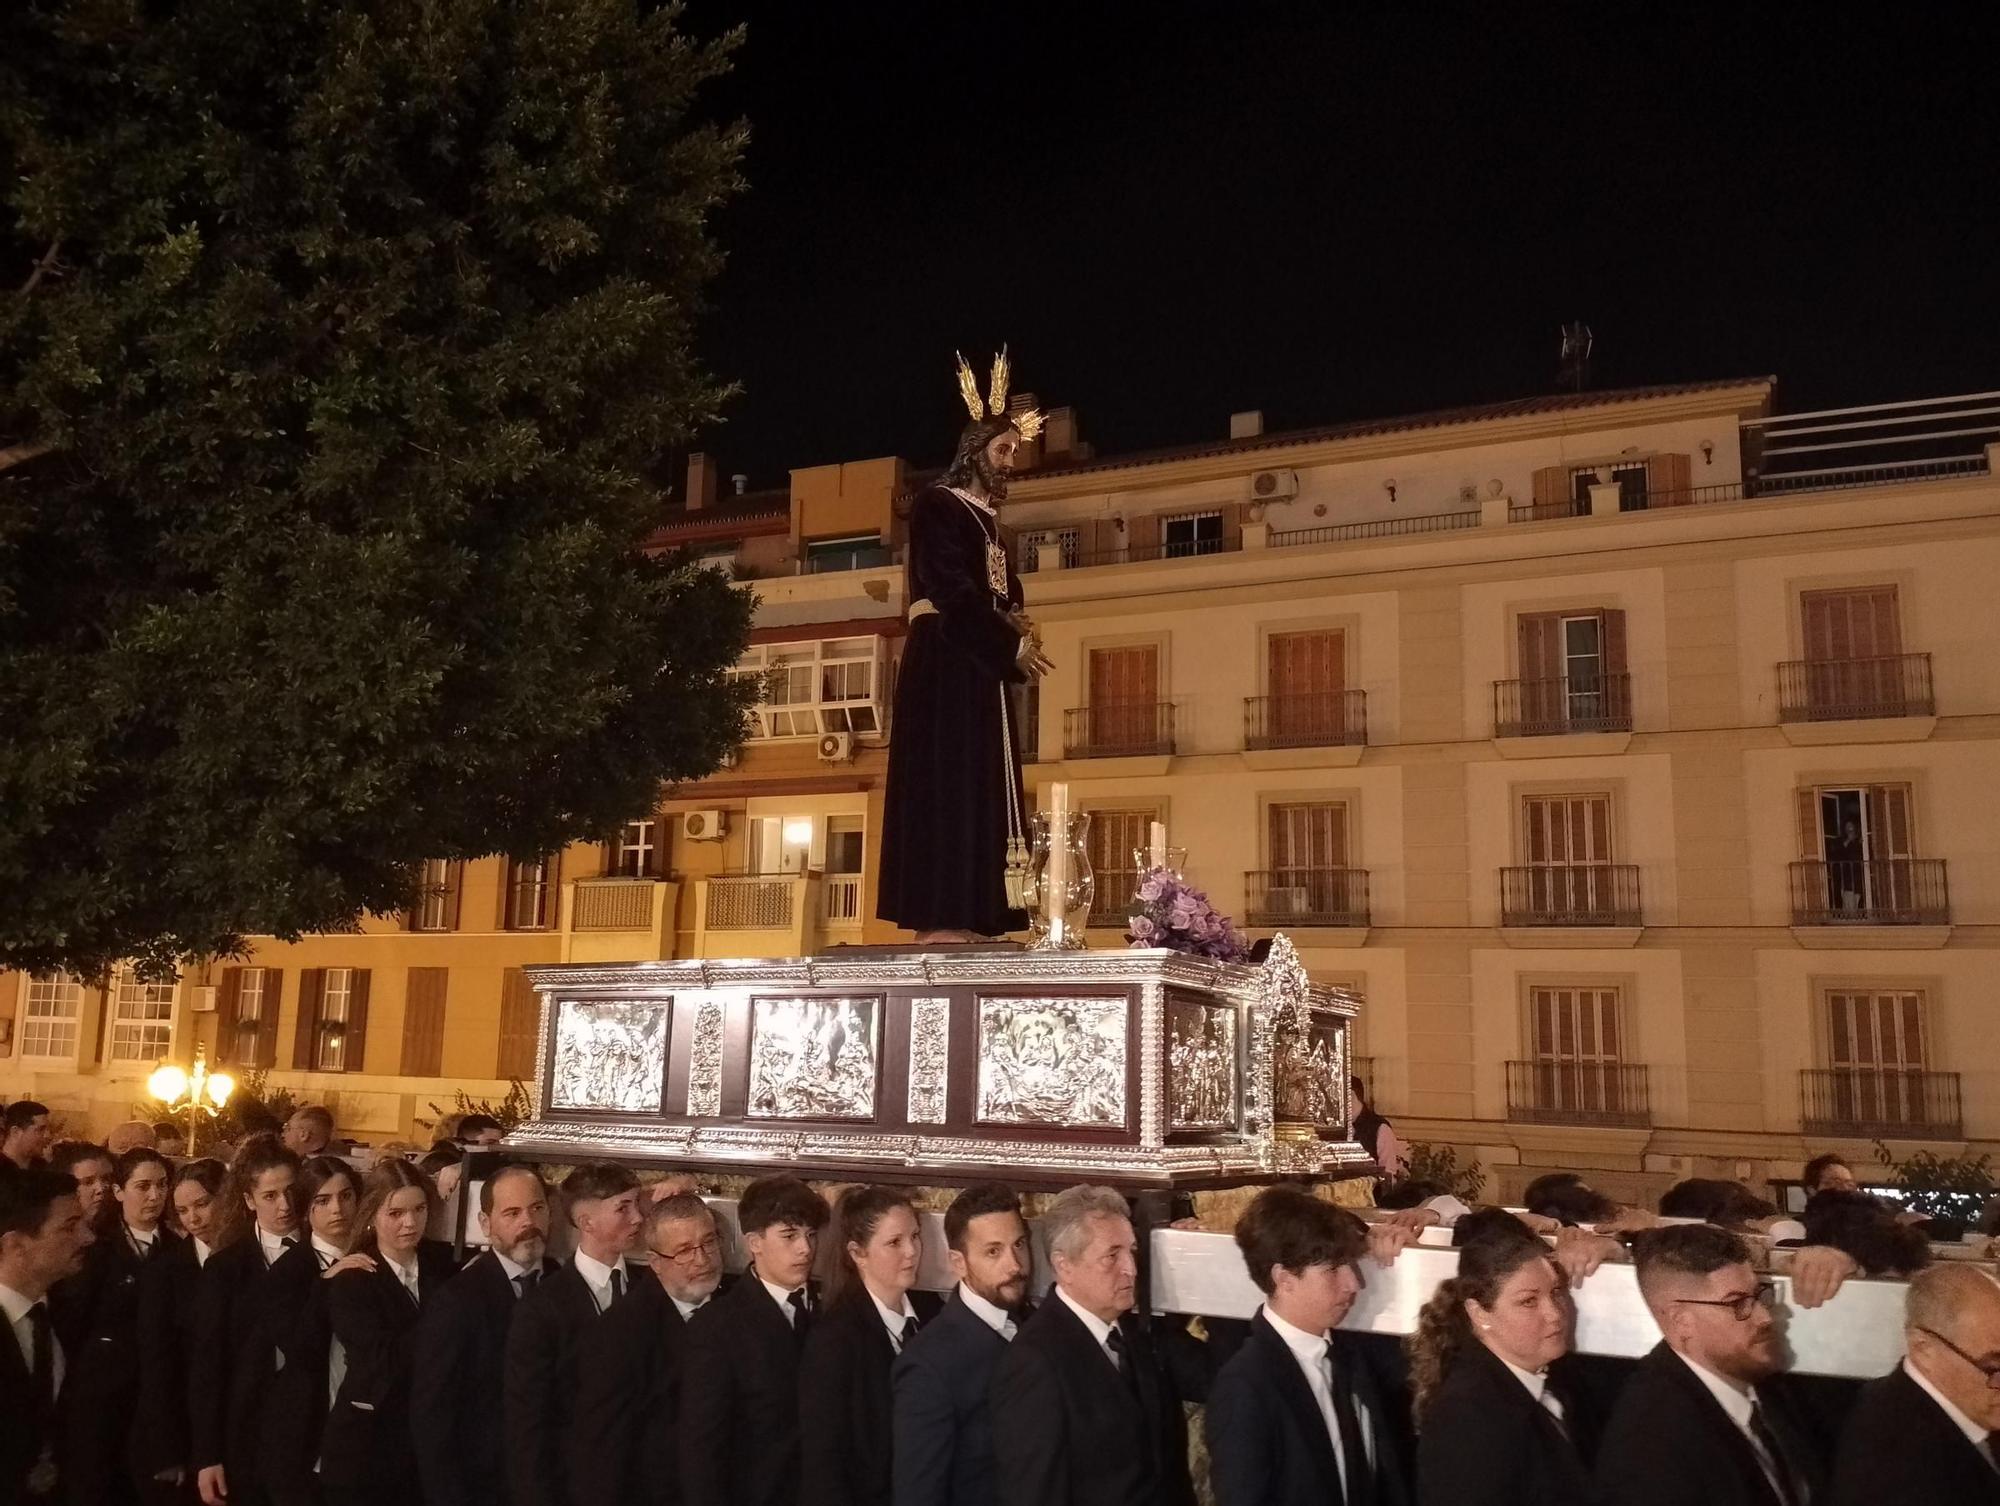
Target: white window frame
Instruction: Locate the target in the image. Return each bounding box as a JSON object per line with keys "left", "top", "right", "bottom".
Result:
{"left": 1162, "top": 510, "right": 1224, "bottom": 557}
{"left": 733, "top": 637, "right": 888, "bottom": 741}
{"left": 412, "top": 857, "right": 455, "bottom": 932}
{"left": 318, "top": 967, "right": 353, "bottom": 1072}
{"left": 110, "top": 969, "right": 177, "bottom": 1063}
{"left": 21, "top": 973, "right": 83, "bottom": 1062}
{"left": 506, "top": 857, "right": 555, "bottom": 930}
{"left": 613, "top": 819, "right": 658, "bottom": 878}
{"left": 235, "top": 967, "right": 269, "bottom": 1068}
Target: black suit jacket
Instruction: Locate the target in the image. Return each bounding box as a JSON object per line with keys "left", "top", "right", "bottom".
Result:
{"left": 569, "top": 1272, "right": 739, "bottom": 1506}
{"left": 1415, "top": 1343, "right": 1596, "bottom": 1506}
{"left": 797, "top": 1286, "right": 944, "bottom": 1506}
{"left": 503, "top": 1256, "right": 638, "bottom": 1506}
{"left": 58, "top": 1225, "right": 181, "bottom": 1505}
{"left": 680, "top": 1272, "right": 821, "bottom": 1506}
{"left": 1595, "top": 1342, "right": 1827, "bottom": 1506}
{"left": 189, "top": 1235, "right": 284, "bottom": 1487}
{"left": 989, "top": 1294, "right": 1196, "bottom": 1506}
{"left": 413, "top": 1250, "right": 560, "bottom": 1506}
{"left": 0, "top": 1286, "right": 62, "bottom": 1506}
{"left": 131, "top": 1235, "right": 207, "bottom": 1487}
{"left": 1205, "top": 1312, "right": 1410, "bottom": 1506}
{"left": 318, "top": 1241, "right": 459, "bottom": 1495}
{"left": 258, "top": 1239, "right": 347, "bottom": 1505}
{"left": 892, "top": 1292, "right": 1027, "bottom": 1506}
{"left": 1828, "top": 1364, "right": 2000, "bottom": 1506}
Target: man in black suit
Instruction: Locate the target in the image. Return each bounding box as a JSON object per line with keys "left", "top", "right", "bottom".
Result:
{"left": 1596, "top": 1224, "right": 1829, "bottom": 1506}
{"left": 0, "top": 1165, "right": 92, "bottom": 1505}
{"left": 502, "top": 1162, "right": 642, "bottom": 1506}
{"left": 571, "top": 1191, "right": 731, "bottom": 1506}
{"left": 990, "top": 1184, "right": 1195, "bottom": 1506}
{"left": 1, "top": 1101, "right": 52, "bottom": 1172}
{"left": 893, "top": 1183, "right": 1034, "bottom": 1506}
{"left": 1830, "top": 1263, "right": 2000, "bottom": 1504}
{"left": 1206, "top": 1186, "right": 1409, "bottom": 1506}
{"left": 413, "top": 1164, "right": 557, "bottom": 1506}
{"left": 680, "top": 1175, "right": 831, "bottom": 1506}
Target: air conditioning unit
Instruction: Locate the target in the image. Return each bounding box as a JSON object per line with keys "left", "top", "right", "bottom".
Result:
{"left": 817, "top": 731, "right": 854, "bottom": 763}
{"left": 682, "top": 810, "right": 726, "bottom": 842}
{"left": 1250, "top": 468, "right": 1299, "bottom": 502}
{"left": 188, "top": 985, "right": 219, "bottom": 1014}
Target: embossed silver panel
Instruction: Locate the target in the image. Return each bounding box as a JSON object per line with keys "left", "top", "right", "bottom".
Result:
{"left": 907, "top": 997, "right": 951, "bottom": 1124}
{"left": 747, "top": 996, "right": 880, "bottom": 1120}
{"left": 550, "top": 998, "right": 670, "bottom": 1113}
{"left": 1168, "top": 1002, "right": 1238, "bottom": 1130}
{"left": 685, "top": 1001, "right": 725, "bottom": 1117}
{"left": 976, "top": 995, "right": 1127, "bottom": 1127}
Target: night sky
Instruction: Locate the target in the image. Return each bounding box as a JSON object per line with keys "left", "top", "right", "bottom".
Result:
{"left": 681, "top": 5, "right": 2000, "bottom": 485}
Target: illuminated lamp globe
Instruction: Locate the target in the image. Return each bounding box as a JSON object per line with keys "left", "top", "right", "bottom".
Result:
{"left": 207, "top": 1070, "right": 236, "bottom": 1108}
{"left": 148, "top": 1063, "right": 190, "bottom": 1105}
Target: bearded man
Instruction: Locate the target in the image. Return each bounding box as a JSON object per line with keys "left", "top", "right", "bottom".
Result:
{"left": 877, "top": 349, "right": 1052, "bottom": 942}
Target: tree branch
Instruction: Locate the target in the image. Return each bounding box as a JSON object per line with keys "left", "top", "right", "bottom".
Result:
{"left": 0, "top": 440, "right": 55, "bottom": 472}
{"left": 18, "top": 241, "right": 62, "bottom": 297}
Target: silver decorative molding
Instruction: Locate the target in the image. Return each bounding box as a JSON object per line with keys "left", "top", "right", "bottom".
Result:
{"left": 685, "top": 1001, "right": 726, "bottom": 1117}
{"left": 747, "top": 996, "right": 879, "bottom": 1120}
{"left": 550, "top": 998, "right": 670, "bottom": 1113}
{"left": 907, "top": 997, "right": 951, "bottom": 1124}
{"left": 976, "top": 994, "right": 1127, "bottom": 1127}
{"left": 1168, "top": 1001, "right": 1238, "bottom": 1131}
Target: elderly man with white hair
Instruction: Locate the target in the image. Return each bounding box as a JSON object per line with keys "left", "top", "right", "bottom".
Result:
{"left": 1829, "top": 1263, "right": 2000, "bottom": 1503}
{"left": 989, "top": 1185, "right": 1195, "bottom": 1506}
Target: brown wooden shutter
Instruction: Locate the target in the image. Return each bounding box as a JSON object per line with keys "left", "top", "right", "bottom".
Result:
{"left": 257, "top": 971, "right": 283, "bottom": 1071}
{"left": 1518, "top": 613, "right": 1561, "bottom": 679}
{"left": 1796, "top": 788, "right": 1822, "bottom": 859}
{"left": 1219, "top": 501, "right": 1243, "bottom": 552}
{"left": 400, "top": 967, "right": 448, "bottom": 1077}
{"left": 1646, "top": 452, "right": 1693, "bottom": 505}
{"left": 496, "top": 967, "right": 540, "bottom": 1081}
{"left": 343, "top": 970, "right": 371, "bottom": 1074}
{"left": 1864, "top": 784, "right": 1914, "bottom": 858}
{"left": 215, "top": 969, "right": 243, "bottom": 1067}
{"left": 1599, "top": 609, "right": 1630, "bottom": 721}
{"left": 1531, "top": 466, "right": 1568, "bottom": 509}
{"left": 293, "top": 969, "right": 324, "bottom": 1070}
{"left": 1127, "top": 512, "right": 1161, "bottom": 556}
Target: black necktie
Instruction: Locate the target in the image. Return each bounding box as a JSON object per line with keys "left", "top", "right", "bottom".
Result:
{"left": 1748, "top": 1400, "right": 1800, "bottom": 1506}
{"left": 26, "top": 1301, "right": 54, "bottom": 1415}
{"left": 900, "top": 1313, "right": 920, "bottom": 1348}
{"left": 1105, "top": 1325, "right": 1143, "bottom": 1403}
{"left": 514, "top": 1269, "right": 539, "bottom": 1299}
{"left": 1981, "top": 1434, "right": 1999, "bottom": 1474}
{"left": 1324, "top": 1348, "right": 1374, "bottom": 1506}
{"left": 609, "top": 1266, "right": 626, "bottom": 1304}
{"left": 787, "top": 1287, "right": 812, "bottom": 1343}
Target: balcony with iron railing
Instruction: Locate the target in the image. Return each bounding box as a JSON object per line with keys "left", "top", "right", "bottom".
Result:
{"left": 1788, "top": 859, "right": 1950, "bottom": 926}
{"left": 1492, "top": 673, "right": 1633, "bottom": 738}
{"left": 704, "top": 873, "right": 799, "bottom": 930}
{"left": 560, "top": 876, "right": 679, "bottom": 963}
{"left": 1777, "top": 653, "right": 1934, "bottom": 722}
{"left": 1064, "top": 701, "right": 1177, "bottom": 759}
{"left": 1506, "top": 1061, "right": 1652, "bottom": 1128}
{"left": 1244, "top": 691, "right": 1368, "bottom": 751}
{"left": 1800, "top": 1068, "right": 1962, "bottom": 1139}
{"left": 1244, "top": 868, "right": 1371, "bottom": 928}
{"left": 1500, "top": 865, "right": 1643, "bottom": 927}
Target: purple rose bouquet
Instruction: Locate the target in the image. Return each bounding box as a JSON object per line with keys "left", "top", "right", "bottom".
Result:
{"left": 1126, "top": 866, "right": 1249, "bottom": 962}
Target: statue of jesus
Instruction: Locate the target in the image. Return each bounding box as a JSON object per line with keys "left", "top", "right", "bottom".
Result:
{"left": 876, "top": 350, "right": 1052, "bottom": 943}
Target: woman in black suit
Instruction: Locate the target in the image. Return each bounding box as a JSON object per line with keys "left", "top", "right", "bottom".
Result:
{"left": 64, "top": 1147, "right": 180, "bottom": 1506}
{"left": 799, "top": 1185, "right": 945, "bottom": 1506}
{"left": 132, "top": 1157, "right": 227, "bottom": 1503}
{"left": 1409, "top": 1216, "right": 1599, "bottom": 1506}
{"left": 261, "top": 1156, "right": 362, "bottom": 1506}
{"left": 317, "top": 1160, "right": 458, "bottom": 1506}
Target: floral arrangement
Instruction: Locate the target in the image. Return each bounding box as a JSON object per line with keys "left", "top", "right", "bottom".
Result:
{"left": 1126, "top": 866, "right": 1249, "bottom": 962}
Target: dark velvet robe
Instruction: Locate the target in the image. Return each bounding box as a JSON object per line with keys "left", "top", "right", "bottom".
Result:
{"left": 878, "top": 483, "right": 1030, "bottom": 936}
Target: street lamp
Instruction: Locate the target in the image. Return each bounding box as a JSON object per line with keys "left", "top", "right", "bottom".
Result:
{"left": 148, "top": 1043, "right": 235, "bottom": 1157}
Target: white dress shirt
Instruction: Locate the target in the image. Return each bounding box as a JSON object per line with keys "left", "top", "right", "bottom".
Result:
{"left": 127, "top": 1225, "right": 160, "bottom": 1258}
{"left": 382, "top": 1252, "right": 420, "bottom": 1301}
{"left": 870, "top": 1290, "right": 920, "bottom": 1352}
{"left": 193, "top": 1237, "right": 213, "bottom": 1267}
{"left": 1263, "top": 1305, "right": 1365, "bottom": 1494}
{"left": 760, "top": 1274, "right": 808, "bottom": 1326}
{"left": 257, "top": 1226, "right": 297, "bottom": 1265}
{"left": 671, "top": 1290, "right": 711, "bottom": 1322}
{"left": 310, "top": 1234, "right": 343, "bottom": 1269}
{"left": 957, "top": 1282, "right": 1017, "bottom": 1341}
{"left": 1055, "top": 1285, "right": 1123, "bottom": 1372}
{"left": 1500, "top": 1353, "right": 1568, "bottom": 1428}
{"left": 0, "top": 1280, "right": 61, "bottom": 1396}
{"left": 1674, "top": 1352, "right": 1787, "bottom": 1498}
{"left": 1904, "top": 1357, "right": 1993, "bottom": 1453}
{"left": 573, "top": 1250, "right": 627, "bottom": 1313}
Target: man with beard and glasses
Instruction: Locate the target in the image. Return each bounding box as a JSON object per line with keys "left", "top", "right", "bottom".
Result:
{"left": 570, "top": 1192, "right": 733, "bottom": 1506}
{"left": 877, "top": 349, "right": 1054, "bottom": 944}
{"left": 1596, "top": 1224, "right": 1831, "bottom": 1506}
{"left": 892, "top": 1183, "right": 1035, "bottom": 1506}
{"left": 413, "top": 1165, "right": 558, "bottom": 1506}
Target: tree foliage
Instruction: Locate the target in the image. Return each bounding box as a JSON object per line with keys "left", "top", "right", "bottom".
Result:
{"left": 0, "top": 0, "right": 756, "bottom": 977}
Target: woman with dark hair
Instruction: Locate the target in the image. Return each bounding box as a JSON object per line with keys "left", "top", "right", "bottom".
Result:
{"left": 59, "top": 1148, "right": 178, "bottom": 1506}
{"left": 1408, "top": 1220, "right": 1595, "bottom": 1505}
{"left": 1801, "top": 1188, "right": 1932, "bottom": 1275}
{"left": 259, "top": 1157, "right": 363, "bottom": 1506}
{"left": 132, "top": 1159, "right": 227, "bottom": 1500}
{"left": 798, "top": 1185, "right": 944, "bottom": 1506}
{"left": 317, "top": 1160, "right": 458, "bottom": 1505}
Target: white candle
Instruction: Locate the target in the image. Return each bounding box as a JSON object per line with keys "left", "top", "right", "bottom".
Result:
{"left": 1149, "top": 820, "right": 1167, "bottom": 871}
{"left": 1048, "top": 783, "right": 1071, "bottom": 943}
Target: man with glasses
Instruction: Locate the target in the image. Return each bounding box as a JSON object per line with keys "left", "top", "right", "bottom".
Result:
{"left": 1830, "top": 1264, "right": 2000, "bottom": 1503}
{"left": 1595, "top": 1224, "right": 1829, "bottom": 1506}
{"left": 571, "top": 1191, "right": 731, "bottom": 1505}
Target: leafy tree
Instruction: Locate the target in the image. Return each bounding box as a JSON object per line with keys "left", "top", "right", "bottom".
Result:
{"left": 0, "top": 0, "right": 756, "bottom": 977}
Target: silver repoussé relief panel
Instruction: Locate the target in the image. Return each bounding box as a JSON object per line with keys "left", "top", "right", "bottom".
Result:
{"left": 1168, "top": 1001, "right": 1238, "bottom": 1130}
{"left": 685, "top": 1001, "right": 726, "bottom": 1117}
{"left": 747, "top": 996, "right": 881, "bottom": 1120}
{"left": 976, "top": 995, "right": 1127, "bottom": 1127}
{"left": 550, "top": 998, "right": 670, "bottom": 1113}
{"left": 907, "top": 997, "right": 951, "bottom": 1124}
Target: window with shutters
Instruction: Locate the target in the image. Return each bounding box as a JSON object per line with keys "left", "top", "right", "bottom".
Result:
{"left": 1529, "top": 985, "right": 1624, "bottom": 1066}
{"left": 1508, "top": 793, "right": 1638, "bottom": 923}
{"left": 1086, "top": 806, "right": 1161, "bottom": 924}
{"left": 1505, "top": 609, "right": 1630, "bottom": 735}
{"left": 1253, "top": 802, "right": 1364, "bottom": 923}
{"left": 1162, "top": 510, "right": 1224, "bottom": 558}
{"left": 1807, "top": 987, "right": 1956, "bottom": 1134}
{"left": 505, "top": 855, "right": 559, "bottom": 931}
{"left": 1512, "top": 984, "right": 1643, "bottom": 1123}
{"left": 317, "top": 967, "right": 354, "bottom": 1071}
{"left": 1079, "top": 643, "right": 1166, "bottom": 755}
{"left": 235, "top": 967, "right": 267, "bottom": 1061}
{"left": 1569, "top": 463, "right": 1649, "bottom": 512}
{"left": 1256, "top": 629, "right": 1358, "bottom": 747}
{"left": 21, "top": 973, "right": 82, "bottom": 1061}
{"left": 220, "top": 966, "right": 281, "bottom": 1070}
{"left": 1791, "top": 782, "right": 1942, "bottom": 923}
{"left": 409, "top": 858, "right": 463, "bottom": 932}
{"left": 110, "top": 969, "right": 176, "bottom": 1062}
{"left": 611, "top": 821, "right": 659, "bottom": 878}
{"left": 400, "top": 967, "right": 449, "bottom": 1077}
{"left": 1786, "top": 586, "right": 1926, "bottom": 720}
{"left": 496, "top": 967, "right": 541, "bottom": 1081}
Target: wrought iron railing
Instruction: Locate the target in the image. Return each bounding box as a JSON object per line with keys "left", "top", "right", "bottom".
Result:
{"left": 1243, "top": 690, "right": 1368, "bottom": 750}
{"left": 1064, "top": 702, "right": 1177, "bottom": 758}
{"left": 571, "top": 878, "right": 657, "bottom": 931}
{"left": 705, "top": 875, "right": 796, "bottom": 930}
{"left": 1777, "top": 653, "right": 1934, "bottom": 721}
{"left": 1244, "top": 868, "right": 1371, "bottom": 927}
{"left": 1500, "top": 865, "right": 1643, "bottom": 926}
{"left": 1800, "top": 1068, "right": 1962, "bottom": 1139}
{"left": 1788, "top": 859, "right": 1950, "bottom": 926}
{"left": 1506, "top": 1061, "right": 1652, "bottom": 1128}
{"left": 1492, "top": 673, "right": 1633, "bottom": 737}
{"left": 1066, "top": 536, "right": 1242, "bottom": 569}
{"left": 1270, "top": 510, "right": 1479, "bottom": 548}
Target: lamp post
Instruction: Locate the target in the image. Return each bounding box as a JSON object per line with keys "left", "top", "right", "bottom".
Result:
{"left": 147, "top": 1043, "right": 235, "bottom": 1157}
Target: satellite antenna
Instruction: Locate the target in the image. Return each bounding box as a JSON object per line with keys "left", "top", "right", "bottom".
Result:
{"left": 1558, "top": 321, "right": 1593, "bottom": 392}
